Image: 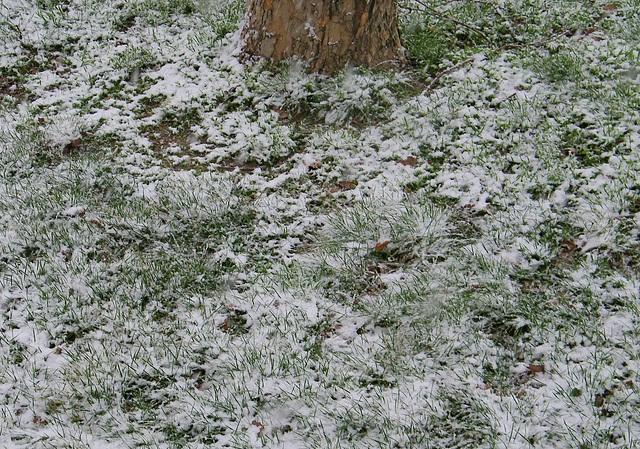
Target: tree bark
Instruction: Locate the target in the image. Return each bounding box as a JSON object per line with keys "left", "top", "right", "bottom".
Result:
{"left": 240, "top": 0, "right": 405, "bottom": 75}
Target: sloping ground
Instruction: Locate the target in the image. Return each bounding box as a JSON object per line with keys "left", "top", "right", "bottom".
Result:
{"left": 1, "top": 0, "right": 639, "bottom": 447}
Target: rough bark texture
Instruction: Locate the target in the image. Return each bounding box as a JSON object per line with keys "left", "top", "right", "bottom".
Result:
{"left": 240, "top": 0, "right": 405, "bottom": 74}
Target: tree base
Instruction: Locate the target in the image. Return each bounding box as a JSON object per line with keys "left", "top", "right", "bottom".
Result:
{"left": 240, "top": 0, "right": 405, "bottom": 75}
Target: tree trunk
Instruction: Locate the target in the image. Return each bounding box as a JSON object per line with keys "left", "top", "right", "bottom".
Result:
{"left": 240, "top": 0, "right": 405, "bottom": 75}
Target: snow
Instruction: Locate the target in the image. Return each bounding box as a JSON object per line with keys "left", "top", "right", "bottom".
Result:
{"left": 0, "top": 0, "right": 639, "bottom": 447}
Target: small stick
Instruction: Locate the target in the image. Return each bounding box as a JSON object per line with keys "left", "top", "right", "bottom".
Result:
{"left": 424, "top": 56, "right": 476, "bottom": 93}
{"left": 412, "top": 0, "right": 492, "bottom": 43}
{"left": 423, "top": 31, "right": 566, "bottom": 93}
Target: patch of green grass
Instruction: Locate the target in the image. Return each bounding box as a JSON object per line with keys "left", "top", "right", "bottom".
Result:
{"left": 425, "top": 389, "right": 497, "bottom": 448}
{"left": 110, "top": 45, "right": 155, "bottom": 72}
{"left": 250, "top": 64, "right": 415, "bottom": 126}
{"left": 135, "top": 93, "right": 166, "bottom": 118}
{"left": 122, "top": 372, "right": 175, "bottom": 411}
{"left": 534, "top": 48, "right": 586, "bottom": 84}
{"left": 117, "top": 0, "right": 198, "bottom": 29}
{"left": 200, "top": 0, "right": 245, "bottom": 43}
{"left": 402, "top": 14, "right": 469, "bottom": 75}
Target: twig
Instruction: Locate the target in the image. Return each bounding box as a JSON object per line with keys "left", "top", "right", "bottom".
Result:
{"left": 489, "top": 32, "right": 565, "bottom": 54}
{"left": 459, "top": 0, "right": 520, "bottom": 41}
{"left": 412, "top": 0, "right": 492, "bottom": 43}
{"left": 423, "top": 31, "right": 565, "bottom": 93}
{"left": 424, "top": 56, "right": 476, "bottom": 93}
{"left": 398, "top": 3, "right": 421, "bottom": 14}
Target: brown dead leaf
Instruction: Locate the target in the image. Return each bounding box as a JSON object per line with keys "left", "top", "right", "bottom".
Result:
{"left": 88, "top": 219, "right": 104, "bottom": 229}
{"left": 557, "top": 240, "right": 579, "bottom": 267}
{"left": 602, "top": 4, "right": 618, "bottom": 10}
{"left": 219, "top": 318, "right": 231, "bottom": 332}
{"left": 337, "top": 180, "right": 357, "bottom": 190}
{"left": 251, "top": 420, "right": 265, "bottom": 433}
{"left": 70, "top": 138, "right": 83, "bottom": 148}
{"left": 275, "top": 108, "right": 290, "bottom": 119}
{"left": 398, "top": 156, "right": 419, "bottom": 166}
{"left": 595, "top": 395, "right": 605, "bottom": 407}
{"left": 374, "top": 240, "right": 391, "bottom": 252}
{"left": 601, "top": 407, "right": 614, "bottom": 417}
{"left": 527, "top": 364, "right": 546, "bottom": 373}
{"left": 560, "top": 240, "right": 578, "bottom": 252}
{"left": 33, "top": 416, "right": 47, "bottom": 425}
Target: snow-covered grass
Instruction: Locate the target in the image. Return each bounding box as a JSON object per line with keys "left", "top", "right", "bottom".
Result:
{"left": 1, "top": 0, "right": 639, "bottom": 447}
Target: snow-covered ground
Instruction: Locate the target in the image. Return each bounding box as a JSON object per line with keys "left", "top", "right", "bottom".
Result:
{"left": 1, "top": 0, "right": 639, "bottom": 447}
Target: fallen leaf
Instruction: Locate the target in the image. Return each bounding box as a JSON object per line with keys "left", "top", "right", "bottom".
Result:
{"left": 273, "top": 107, "right": 290, "bottom": 119}
{"left": 602, "top": 4, "right": 617, "bottom": 10}
{"left": 70, "top": 138, "right": 82, "bottom": 148}
{"left": 88, "top": 219, "right": 104, "bottom": 229}
{"left": 527, "top": 364, "right": 546, "bottom": 373}
{"left": 374, "top": 240, "right": 391, "bottom": 251}
{"left": 251, "top": 420, "right": 265, "bottom": 433}
{"left": 398, "top": 156, "right": 419, "bottom": 166}
{"left": 272, "top": 424, "right": 293, "bottom": 435}
{"left": 337, "top": 181, "right": 357, "bottom": 190}
{"left": 600, "top": 407, "right": 614, "bottom": 417}
{"left": 219, "top": 318, "right": 231, "bottom": 332}
{"left": 595, "top": 395, "right": 605, "bottom": 407}
{"left": 560, "top": 240, "right": 578, "bottom": 252}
